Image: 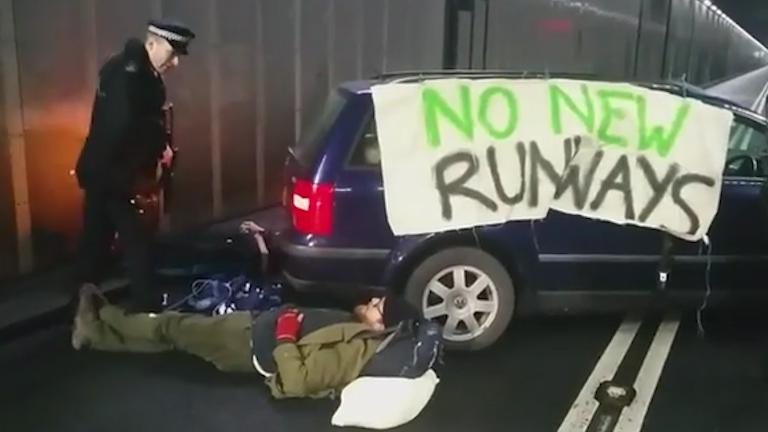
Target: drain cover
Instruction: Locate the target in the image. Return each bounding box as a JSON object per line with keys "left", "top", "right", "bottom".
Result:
{"left": 594, "top": 381, "right": 637, "bottom": 408}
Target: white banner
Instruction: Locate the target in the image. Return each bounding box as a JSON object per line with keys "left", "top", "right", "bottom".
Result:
{"left": 371, "top": 79, "right": 734, "bottom": 241}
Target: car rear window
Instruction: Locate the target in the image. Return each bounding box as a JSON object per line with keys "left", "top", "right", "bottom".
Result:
{"left": 347, "top": 118, "right": 381, "bottom": 168}
{"left": 291, "top": 90, "right": 348, "bottom": 167}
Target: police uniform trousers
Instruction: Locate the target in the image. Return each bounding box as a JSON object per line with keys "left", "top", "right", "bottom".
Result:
{"left": 80, "top": 189, "right": 156, "bottom": 312}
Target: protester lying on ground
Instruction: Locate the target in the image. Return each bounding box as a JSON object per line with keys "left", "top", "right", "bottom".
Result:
{"left": 71, "top": 284, "right": 437, "bottom": 399}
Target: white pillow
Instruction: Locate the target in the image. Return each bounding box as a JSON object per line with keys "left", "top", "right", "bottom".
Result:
{"left": 331, "top": 370, "right": 440, "bottom": 430}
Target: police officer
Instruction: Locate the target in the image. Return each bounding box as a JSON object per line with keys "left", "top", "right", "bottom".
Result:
{"left": 75, "top": 19, "right": 195, "bottom": 312}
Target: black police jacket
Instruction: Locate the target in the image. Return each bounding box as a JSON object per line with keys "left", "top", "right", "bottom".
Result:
{"left": 75, "top": 38, "right": 167, "bottom": 195}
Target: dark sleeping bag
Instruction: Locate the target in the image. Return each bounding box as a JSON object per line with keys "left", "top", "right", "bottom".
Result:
{"left": 360, "top": 319, "right": 444, "bottom": 379}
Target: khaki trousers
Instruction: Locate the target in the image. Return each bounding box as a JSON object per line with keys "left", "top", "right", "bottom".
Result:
{"left": 83, "top": 305, "right": 254, "bottom": 372}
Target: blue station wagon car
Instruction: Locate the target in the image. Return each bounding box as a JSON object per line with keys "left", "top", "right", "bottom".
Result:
{"left": 277, "top": 71, "right": 768, "bottom": 350}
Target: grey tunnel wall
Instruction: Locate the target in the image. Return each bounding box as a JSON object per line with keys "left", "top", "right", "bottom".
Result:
{"left": 0, "top": 28, "right": 17, "bottom": 279}
{"left": 453, "top": 0, "right": 767, "bottom": 83}
{"left": 1, "top": 0, "right": 766, "bottom": 279}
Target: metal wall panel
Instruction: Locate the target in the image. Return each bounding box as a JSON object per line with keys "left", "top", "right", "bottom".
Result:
{"left": 0, "top": 48, "right": 17, "bottom": 279}
{"left": 384, "top": 0, "right": 417, "bottom": 72}
{"left": 710, "top": 18, "right": 729, "bottom": 80}
{"left": 361, "top": 1, "right": 387, "bottom": 77}
{"left": 94, "top": 0, "right": 155, "bottom": 63}
{"left": 481, "top": 0, "right": 766, "bottom": 84}
{"left": 261, "top": 0, "right": 296, "bottom": 203}
{"left": 723, "top": 28, "right": 738, "bottom": 78}
{"left": 471, "top": 0, "right": 489, "bottom": 69}
{"left": 420, "top": 0, "right": 447, "bottom": 69}
{"left": 722, "top": 12, "right": 765, "bottom": 79}
{"left": 726, "top": 26, "right": 751, "bottom": 78}
{"left": 486, "top": 0, "right": 574, "bottom": 71}
{"left": 703, "top": 5, "right": 720, "bottom": 81}
{"left": 686, "top": 0, "right": 702, "bottom": 82}
{"left": 218, "top": 0, "right": 259, "bottom": 215}
{"left": 298, "top": 0, "right": 331, "bottom": 139}
{"left": 635, "top": 0, "right": 669, "bottom": 80}
{"left": 14, "top": 0, "right": 91, "bottom": 267}
{"left": 696, "top": 7, "right": 717, "bottom": 83}
{"left": 161, "top": 0, "right": 215, "bottom": 228}
{"left": 663, "top": 0, "right": 694, "bottom": 79}
{"left": 385, "top": 0, "right": 444, "bottom": 71}
{"left": 688, "top": 1, "right": 709, "bottom": 83}
{"left": 333, "top": 0, "right": 362, "bottom": 85}
{"left": 454, "top": 7, "right": 473, "bottom": 69}
{"left": 581, "top": 0, "right": 642, "bottom": 78}
{"left": 486, "top": 0, "right": 641, "bottom": 77}
{"left": 486, "top": 0, "right": 529, "bottom": 70}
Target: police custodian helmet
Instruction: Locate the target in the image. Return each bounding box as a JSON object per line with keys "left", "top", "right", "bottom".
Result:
{"left": 147, "top": 19, "right": 196, "bottom": 55}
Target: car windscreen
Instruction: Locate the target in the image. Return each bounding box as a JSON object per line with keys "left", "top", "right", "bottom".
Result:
{"left": 291, "top": 89, "right": 348, "bottom": 167}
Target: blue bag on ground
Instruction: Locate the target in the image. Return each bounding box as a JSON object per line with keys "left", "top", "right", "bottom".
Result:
{"left": 162, "top": 221, "right": 284, "bottom": 315}
{"left": 165, "top": 274, "right": 283, "bottom": 315}
{"left": 360, "top": 319, "right": 444, "bottom": 379}
{"left": 185, "top": 275, "right": 235, "bottom": 312}
{"left": 230, "top": 277, "right": 283, "bottom": 312}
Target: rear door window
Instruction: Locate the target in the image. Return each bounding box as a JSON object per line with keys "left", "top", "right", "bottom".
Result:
{"left": 725, "top": 117, "right": 768, "bottom": 178}
{"left": 291, "top": 90, "right": 347, "bottom": 167}
{"left": 347, "top": 117, "right": 381, "bottom": 169}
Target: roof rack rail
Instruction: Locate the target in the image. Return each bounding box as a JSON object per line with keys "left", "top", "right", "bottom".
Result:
{"left": 636, "top": 81, "right": 766, "bottom": 122}
{"left": 372, "top": 69, "right": 601, "bottom": 83}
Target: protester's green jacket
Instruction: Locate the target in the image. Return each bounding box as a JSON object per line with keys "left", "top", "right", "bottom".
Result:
{"left": 266, "top": 322, "right": 384, "bottom": 399}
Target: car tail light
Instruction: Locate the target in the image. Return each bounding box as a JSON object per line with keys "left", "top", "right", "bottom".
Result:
{"left": 291, "top": 179, "right": 334, "bottom": 235}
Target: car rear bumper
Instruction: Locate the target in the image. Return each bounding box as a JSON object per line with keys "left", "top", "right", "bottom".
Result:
{"left": 279, "top": 241, "right": 390, "bottom": 260}
{"left": 275, "top": 232, "right": 391, "bottom": 292}
{"left": 282, "top": 269, "right": 388, "bottom": 295}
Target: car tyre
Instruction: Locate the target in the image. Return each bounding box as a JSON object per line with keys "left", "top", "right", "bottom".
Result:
{"left": 404, "top": 247, "right": 515, "bottom": 351}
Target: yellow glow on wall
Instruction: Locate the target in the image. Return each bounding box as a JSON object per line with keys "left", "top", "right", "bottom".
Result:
{"left": 22, "top": 98, "right": 91, "bottom": 255}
